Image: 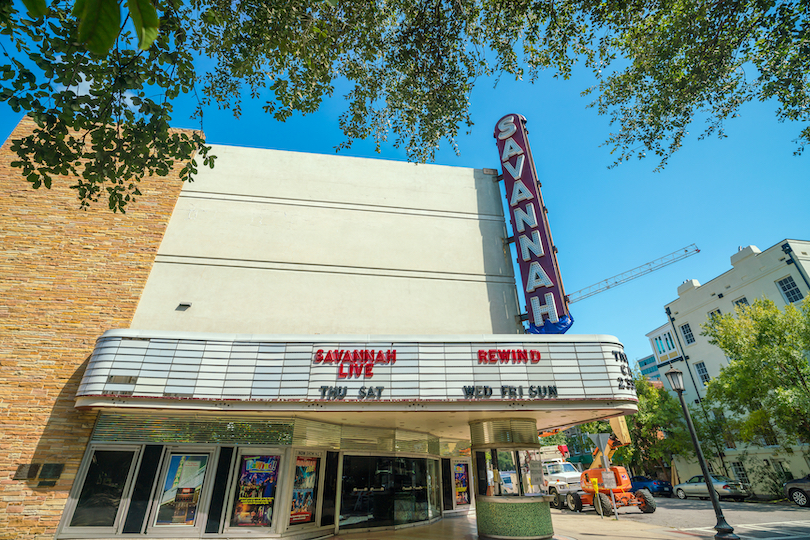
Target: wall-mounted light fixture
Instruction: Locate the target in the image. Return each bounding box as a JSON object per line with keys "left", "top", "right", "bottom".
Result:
{"left": 176, "top": 302, "right": 192, "bottom": 311}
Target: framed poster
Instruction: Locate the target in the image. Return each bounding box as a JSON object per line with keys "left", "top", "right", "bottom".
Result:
{"left": 154, "top": 453, "right": 210, "bottom": 527}
{"left": 229, "top": 454, "right": 281, "bottom": 528}
{"left": 454, "top": 462, "right": 470, "bottom": 506}
{"left": 289, "top": 455, "right": 319, "bottom": 525}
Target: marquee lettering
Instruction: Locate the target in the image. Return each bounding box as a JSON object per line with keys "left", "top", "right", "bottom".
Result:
{"left": 313, "top": 349, "right": 396, "bottom": 379}
{"left": 476, "top": 349, "right": 541, "bottom": 364}
{"left": 494, "top": 114, "right": 572, "bottom": 332}
{"left": 461, "top": 384, "right": 558, "bottom": 399}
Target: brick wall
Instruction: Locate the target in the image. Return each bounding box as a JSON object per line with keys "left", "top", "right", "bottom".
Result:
{"left": 0, "top": 117, "right": 187, "bottom": 539}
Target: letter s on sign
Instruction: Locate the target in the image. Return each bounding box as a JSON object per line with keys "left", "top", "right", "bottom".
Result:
{"left": 497, "top": 116, "right": 517, "bottom": 140}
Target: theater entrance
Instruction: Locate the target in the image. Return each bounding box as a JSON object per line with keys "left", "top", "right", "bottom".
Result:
{"left": 338, "top": 455, "right": 442, "bottom": 531}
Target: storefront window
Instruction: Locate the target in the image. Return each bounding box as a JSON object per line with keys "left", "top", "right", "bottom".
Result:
{"left": 229, "top": 454, "right": 281, "bottom": 528}
{"left": 394, "top": 457, "right": 428, "bottom": 524}
{"left": 69, "top": 448, "right": 137, "bottom": 528}
{"left": 518, "top": 449, "right": 544, "bottom": 495}
{"left": 427, "top": 459, "right": 442, "bottom": 519}
{"left": 289, "top": 455, "right": 320, "bottom": 525}
{"left": 340, "top": 455, "right": 441, "bottom": 529}
{"left": 475, "top": 448, "right": 546, "bottom": 497}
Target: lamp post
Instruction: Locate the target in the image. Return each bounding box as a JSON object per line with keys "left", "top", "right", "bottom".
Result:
{"left": 665, "top": 368, "right": 739, "bottom": 540}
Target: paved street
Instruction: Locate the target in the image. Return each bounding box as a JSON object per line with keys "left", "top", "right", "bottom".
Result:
{"left": 334, "top": 497, "right": 810, "bottom": 540}
{"left": 553, "top": 496, "right": 810, "bottom": 539}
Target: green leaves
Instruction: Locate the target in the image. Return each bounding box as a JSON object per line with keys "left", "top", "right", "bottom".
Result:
{"left": 702, "top": 297, "right": 810, "bottom": 447}
{"left": 22, "top": 0, "right": 48, "bottom": 18}
{"left": 71, "top": 0, "right": 160, "bottom": 54}
{"left": 126, "top": 0, "right": 159, "bottom": 50}
{"left": 74, "top": 0, "right": 121, "bottom": 55}
{"left": 1, "top": 0, "right": 807, "bottom": 211}
{"left": 624, "top": 376, "right": 693, "bottom": 479}
{"left": 1, "top": 0, "right": 209, "bottom": 212}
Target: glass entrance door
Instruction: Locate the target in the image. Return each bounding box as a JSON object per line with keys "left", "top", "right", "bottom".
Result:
{"left": 393, "top": 457, "right": 427, "bottom": 524}
{"left": 339, "top": 455, "right": 441, "bottom": 530}
{"left": 339, "top": 456, "right": 395, "bottom": 530}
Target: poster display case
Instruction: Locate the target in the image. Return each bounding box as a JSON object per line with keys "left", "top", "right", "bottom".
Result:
{"left": 454, "top": 461, "right": 471, "bottom": 506}
{"left": 147, "top": 447, "right": 215, "bottom": 536}
{"left": 225, "top": 449, "right": 283, "bottom": 531}
{"left": 288, "top": 452, "right": 321, "bottom": 526}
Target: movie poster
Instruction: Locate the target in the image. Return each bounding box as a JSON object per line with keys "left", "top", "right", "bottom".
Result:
{"left": 289, "top": 456, "right": 319, "bottom": 524}
{"left": 455, "top": 463, "right": 470, "bottom": 505}
{"left": 230, "top": 455, "right": 280, "bottom": 528}
{"left": 155, "top": 454, "right": 209, "bottom": 526}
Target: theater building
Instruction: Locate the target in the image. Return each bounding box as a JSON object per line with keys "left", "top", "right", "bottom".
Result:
{"left": 1, "top": 117, "right": 637, "bottom": 540}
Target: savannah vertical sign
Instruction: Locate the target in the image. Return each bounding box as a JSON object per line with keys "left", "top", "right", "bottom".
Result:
{"left": 494, "top": 114, "right": 572, "bottom": 334}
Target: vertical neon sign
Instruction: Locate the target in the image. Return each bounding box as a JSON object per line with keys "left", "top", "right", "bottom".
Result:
{"left": 494, "top": 114, "right": 573, "bottom": 334}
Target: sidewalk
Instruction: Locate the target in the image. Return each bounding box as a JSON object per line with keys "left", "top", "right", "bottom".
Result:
{"left": 550, "top": 508, "right": 684, "bottom": 540}
{"left": 333, "top": 510, "right": 686, "bottom": 540}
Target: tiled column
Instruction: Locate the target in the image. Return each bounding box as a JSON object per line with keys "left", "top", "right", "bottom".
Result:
{"left": 470, "top": 419, "right": 554, "bottom": 540}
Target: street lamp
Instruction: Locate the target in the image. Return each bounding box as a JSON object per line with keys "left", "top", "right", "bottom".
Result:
{"left": 665, "top": 368, "right": 739, "bottom": 540}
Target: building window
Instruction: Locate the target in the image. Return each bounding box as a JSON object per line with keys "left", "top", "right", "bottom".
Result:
{"left": 680, "top": 323, "right": 696, "bottom": 344}
{"left": 777, "top": 276, "right": 804, "bottom": 303}
{"left": 664, "top": 332, "right": 675, "bottom": 351}
{"left": 709, "top": 309, "right": 721, "bottom": 319}
{"left": 712, "top": 411, "right": 736, "bottom": 449}
{"left": 654, "top": 337, "right": 664, "bottom": 355}
{"left": 733, "top": 297, "right": 749, "bottom": 308}
{"left": 762, "top": 426, "right": 779, "bottom": 447}
{"left": 730, "top": 461, "right": 749, "bottom": 484}
{"left": 694, "top": 362, "right": 710, "bottom": 385}
{"left": 774, "top": 461, "right": 794, "bottom": 482}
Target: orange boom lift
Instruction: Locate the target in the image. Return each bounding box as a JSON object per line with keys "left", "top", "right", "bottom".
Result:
{"left": 563, "top": 417, "right": 656, "bottom": 515}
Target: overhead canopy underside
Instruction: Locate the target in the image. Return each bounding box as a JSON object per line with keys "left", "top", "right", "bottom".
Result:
{"left": 76, "top": 398, "right": 636, "bottom": 440}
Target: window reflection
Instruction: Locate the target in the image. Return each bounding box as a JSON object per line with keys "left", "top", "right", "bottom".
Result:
{"left": 70, "top": 450, "right": 135, "bottom": 527}
{"left": 476, "top": 448, "right": 547, "bottom": 497}
{"left": 340, "top": 456, "right": 442, "bottom": 529}
{"left": 427, "top": 459, "right": 442, "bottom": 519}
{"left": 340, "top": 456, "right": 395, "bottom": 529}
{"left": 155, "top": 454, "right": 209, "bottom": 527}
{"left": 518, "top": 450, "right": 544, "bottom": 495}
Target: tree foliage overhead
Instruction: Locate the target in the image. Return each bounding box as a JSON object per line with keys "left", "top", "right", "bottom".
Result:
{"left": 2, "top": 0, "right": 808, "bottom": 210}
{"left": 702, "top": 297, "right": 810, "bottom": 447}
{"left": 0, "top": 0, "right": 213, "bottom": 211}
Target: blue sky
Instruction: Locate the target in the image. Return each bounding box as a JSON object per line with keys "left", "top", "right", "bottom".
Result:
{"left": 1, "top": 64, "right": 807, "bottom": 364}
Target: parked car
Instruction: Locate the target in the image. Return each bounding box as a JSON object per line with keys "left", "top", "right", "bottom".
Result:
{"left": 784, "top": 474, "right": 810, "bottom": 507}
{"left": 629, "top": 476, "right": 673, "bottom": 497}
{"left": 674, "top": 475, "right": 749, "bottom": 501}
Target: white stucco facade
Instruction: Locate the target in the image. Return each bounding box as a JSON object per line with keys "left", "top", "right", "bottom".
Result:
{"left": 131, "top": 145, "right": 522, "bottom": 336}
{"left": 650, "top": 239, "right": 810, "bottom": 495}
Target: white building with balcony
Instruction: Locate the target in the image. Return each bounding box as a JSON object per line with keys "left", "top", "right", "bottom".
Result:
{"left": 648, "top": 239, "right": 810, "bottom": 495}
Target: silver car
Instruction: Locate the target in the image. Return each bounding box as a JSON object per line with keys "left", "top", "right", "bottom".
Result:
{"left": 784, "top": 474, "right": 810, "bottom": 507}
{"left": 674, "top": 475, "right": 750, "bottom": 501}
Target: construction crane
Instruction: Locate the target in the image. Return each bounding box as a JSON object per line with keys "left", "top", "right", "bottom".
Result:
{"left": 566, "top": 244, "right": 700, "bottom": 304}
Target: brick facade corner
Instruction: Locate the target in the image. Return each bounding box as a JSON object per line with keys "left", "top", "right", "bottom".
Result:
{"left": 0, "top": 116, "right": 189, "bottom": 539}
